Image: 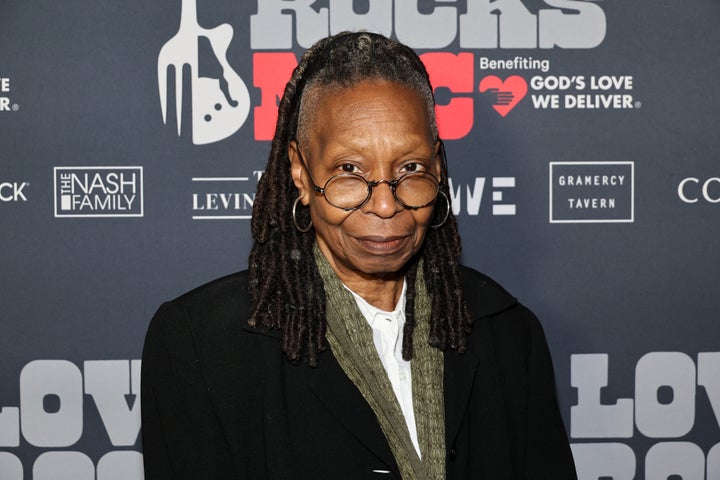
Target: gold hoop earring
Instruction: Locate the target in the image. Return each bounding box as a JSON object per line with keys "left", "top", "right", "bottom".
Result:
{"left": 292, "top": 196, "right": 313, "bottom": 233}
{"left": 431, "top": 191, "right": 450, "bottom": 230}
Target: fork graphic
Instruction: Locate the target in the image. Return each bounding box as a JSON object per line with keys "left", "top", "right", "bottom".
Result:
{"left": 158, "top": 0, "right": 250, "bottom": 145}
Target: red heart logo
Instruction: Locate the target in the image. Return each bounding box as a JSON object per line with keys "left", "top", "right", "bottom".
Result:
{"left": 479, "top": 76, "right": 528, "bottom": 117}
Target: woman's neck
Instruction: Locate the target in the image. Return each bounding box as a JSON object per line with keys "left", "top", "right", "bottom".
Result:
{"left": 341, "top": 276, "right": 405, "bottom": 311}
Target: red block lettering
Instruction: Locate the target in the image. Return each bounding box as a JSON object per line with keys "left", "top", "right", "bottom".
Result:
{"left": 253, "top": 53, "right": 298, "bottom": 141}
{"left": 421, "top": 52, "right": 474, "bottom": 140}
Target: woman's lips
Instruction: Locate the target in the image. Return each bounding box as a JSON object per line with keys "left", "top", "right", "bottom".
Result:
{"left": 354, "top": 235, "right": 410, "bottom": 253}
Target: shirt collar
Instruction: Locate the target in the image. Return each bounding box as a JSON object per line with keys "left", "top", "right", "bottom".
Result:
{"left": 345, "top": 280, "right": 407, "bottom": 328}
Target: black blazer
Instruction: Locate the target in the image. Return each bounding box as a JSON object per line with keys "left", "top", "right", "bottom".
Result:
{"left": 141, "top": 267, "right": 577, "bottom": 479}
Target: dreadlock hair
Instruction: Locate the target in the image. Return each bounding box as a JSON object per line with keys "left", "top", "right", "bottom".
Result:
{"left": 248, "top": 31, "right": 471, "bottom": 366}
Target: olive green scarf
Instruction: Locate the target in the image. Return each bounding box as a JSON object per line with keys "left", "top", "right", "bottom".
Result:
{"left": 314, "top": 246, "right": 445, "bottom": 479}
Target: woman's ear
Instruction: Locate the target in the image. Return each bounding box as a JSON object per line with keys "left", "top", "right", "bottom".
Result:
{"left": 432, "top": 140, "right": 444, "bottom": 179}
{"left": 289, "top": 140, "right": 310, "bottom": 206}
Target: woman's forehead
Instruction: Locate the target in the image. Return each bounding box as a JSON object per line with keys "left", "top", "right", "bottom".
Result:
{"left": 303, "top": 80, "right": 434, "bottom": 150}
{"left": 300, "top": 79, "right": 430, "bottom": 127}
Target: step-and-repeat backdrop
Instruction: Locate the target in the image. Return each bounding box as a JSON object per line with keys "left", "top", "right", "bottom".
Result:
{"left": 1, "top": 1, "right": 719, "bottom": 479}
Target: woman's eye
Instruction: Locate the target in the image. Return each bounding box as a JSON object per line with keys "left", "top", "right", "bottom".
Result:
{"left": 401, "top": 162, "right": 424, "bottom": 173}
{"left": 339, "top": 164, "right": 359, "bottom": 173}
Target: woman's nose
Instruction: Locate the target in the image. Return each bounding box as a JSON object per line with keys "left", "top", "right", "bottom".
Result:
{"left": 361, "top": 181, "right": 402, "bottom": 217}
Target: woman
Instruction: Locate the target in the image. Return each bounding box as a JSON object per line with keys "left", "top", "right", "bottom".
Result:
{"left": 141, "top": 32, "right": 576, "bottom": 479}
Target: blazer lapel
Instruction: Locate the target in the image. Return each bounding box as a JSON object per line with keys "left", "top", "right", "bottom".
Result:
{"left": 239, "top": 326, "right": 397, "bottom": 469}
{"left": 306, "top": 348, "right": 399, "bottom": 471}
{"left": 443, "top": 346, "right": 481, "bottom": 447}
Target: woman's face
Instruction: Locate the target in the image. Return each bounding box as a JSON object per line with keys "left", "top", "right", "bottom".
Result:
{"left": 289, "top": 79, "right": 441, "bottom": 285}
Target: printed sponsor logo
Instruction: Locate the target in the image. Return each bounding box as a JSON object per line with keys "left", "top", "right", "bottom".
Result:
{"left": 549, "top": 162, "right": 634, "bottom": 223}
{"left": 159, "top": 0, "right": 608, "bottom": 144}
{"left": 678, "top": 177, "right": 720, "bottom": 203}
{"left": 448, "top": 176, "right": 516, "bottom": 216}
{"left": 569, "top": 352, "right": 720, "bottom": 479}
{"left": 477, "top": 72, "right": 641, "bottom": 117}
{"left": 0, "top": 181, "right": 29, "bottom": 202}
{"left": 53, "top": 167, "right": 143, "bottom": 218}
{"left": 528, "top": 74, "right": 639, "bottom": 111}
{"left": 157, "top": 1, "right": 251, "bottom": 145}
{"left": 0, "top": 359, "right": 142, "bottom": 480}
{"left": 191, "top": 172, "right": 262, "bottom": 220}
{"left": 0, "top": 77, "right": 20, "bottom": 112}
{"left": 250, "top": 0, "right": 606, "bottom": 50}
{"left": 479, "top": 76, "right": 528, "bottom": 117}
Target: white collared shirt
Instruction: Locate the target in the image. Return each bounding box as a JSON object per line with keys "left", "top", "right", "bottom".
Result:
{"left": 346, "top": 281, "right": 421, "bottom": 457}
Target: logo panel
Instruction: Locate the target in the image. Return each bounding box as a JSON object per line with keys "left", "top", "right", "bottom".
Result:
{"left": 54, "top": 167, "right": 144, "bottom": 218}
{"left": 158, "top": 0, "right": 610, "bottom": 144}
{"left": 549, "top": 162, "right": 634, "bottom": 223}
{"left": 0, "top": 77, "right": 19, "bottom": 112}
{"left": 448, "top": 176, "right": 516, "bottom": 216}
{"left": 479, "top": 76, "right": 528, "bottom": 117}
{"left": 0, "top": 181, "right": 29, "bottom": 202}
{"left": 677, "top": 177, "right": 720, "bottom": 204}
{"left": 158, "top": 0, "right": 251, "bottom": 145}
{"left": 191, "top": 175, "right": 259, "bottom": 220}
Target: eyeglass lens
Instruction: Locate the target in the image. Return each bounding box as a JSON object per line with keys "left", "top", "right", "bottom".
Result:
{"left": 324, "top": 173, "right": 438, "bottom": 210}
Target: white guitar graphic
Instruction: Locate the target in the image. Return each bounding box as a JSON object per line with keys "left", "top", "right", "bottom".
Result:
{"left": 158, "top": 0, "right": 250, "bottom": 145}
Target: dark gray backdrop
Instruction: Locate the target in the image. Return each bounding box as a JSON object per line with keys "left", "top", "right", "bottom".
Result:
{"left": 1, "top": 1, "right": 719, "bottom": 479}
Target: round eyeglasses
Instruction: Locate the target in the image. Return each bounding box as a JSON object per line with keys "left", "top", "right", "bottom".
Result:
{"left": 294, "top": 147, "right": 441, "bottom": 211}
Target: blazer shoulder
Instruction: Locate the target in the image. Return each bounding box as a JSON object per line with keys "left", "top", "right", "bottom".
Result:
{"left": 173, "top": 270, "right": 249, "bottom": 310}
{"left": 168, "top": 271, "right": 250, "bottom": 328}
{"left": 460, "top": 265, "right": 518, "bottom": 319}
{"left": 460, "top": 266, "right": 551, "bottom": 366}
{"left": 145, "top": 271, "right": 253, "bottom": 355}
